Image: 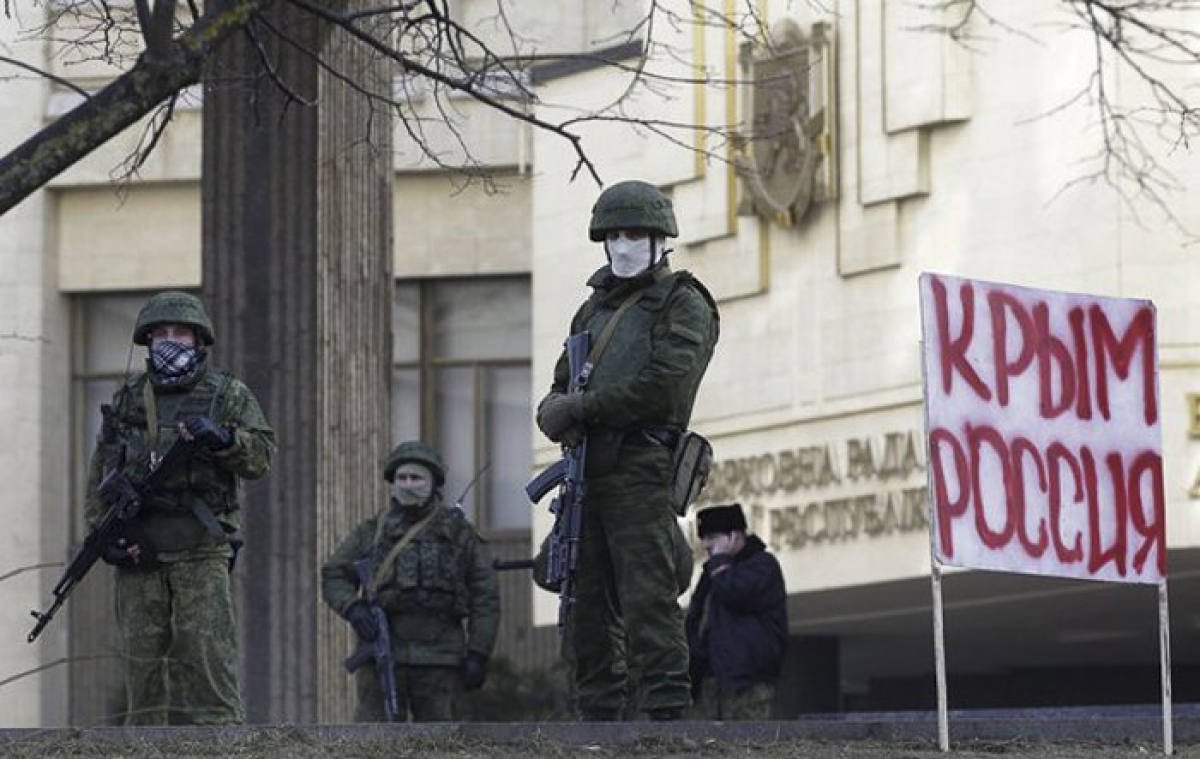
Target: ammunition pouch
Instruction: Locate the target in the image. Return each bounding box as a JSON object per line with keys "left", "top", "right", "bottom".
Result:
{"left": 670, "top": 430, "right": 713, "bottom": 516}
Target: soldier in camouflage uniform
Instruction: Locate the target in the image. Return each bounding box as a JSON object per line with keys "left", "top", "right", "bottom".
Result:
{"left": 84, "top": 291, "right": 275, "bottom": 725}
{"left": 536, "top": 180, "right": 720, "bottom": 721}
{"left": 321, "top": 441, "right": 501, "bottom": 722}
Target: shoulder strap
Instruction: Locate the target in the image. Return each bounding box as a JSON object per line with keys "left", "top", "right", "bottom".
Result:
{"left": 369, "top": 507, "right": 439, "bottom": 595}
{"left": 585, "top": 288, "right": 645, "bottom": 371}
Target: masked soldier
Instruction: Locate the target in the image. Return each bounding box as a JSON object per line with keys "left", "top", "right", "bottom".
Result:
{"left": 321, "top": 441, "right": 501, "bottom": 721}
{"left": 84, "top": 291, "right": 275, "bottom": 725}
{"left": 535, "top": 180, "right": 720, "bottom": 721}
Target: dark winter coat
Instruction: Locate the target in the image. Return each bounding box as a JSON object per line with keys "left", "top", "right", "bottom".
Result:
{"left": 685, "top": 534, "right": 787, "bottom": 694}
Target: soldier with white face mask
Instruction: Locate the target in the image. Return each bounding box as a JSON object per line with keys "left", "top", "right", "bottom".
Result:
{"left": 536, "top": 180, "right": 721, "bottom": 721}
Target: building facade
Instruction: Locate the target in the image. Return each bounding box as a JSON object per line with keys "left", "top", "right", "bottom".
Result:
{"left": 1, "top": 0, "right": 1198, "bottom": 726}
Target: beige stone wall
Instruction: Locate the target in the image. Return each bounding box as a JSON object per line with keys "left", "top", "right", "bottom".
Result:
{"left": 0, "top": 10, "right": 70, "bottom": 727}
{"left": 393, "top": 173, "right": 533, "bottom": 277}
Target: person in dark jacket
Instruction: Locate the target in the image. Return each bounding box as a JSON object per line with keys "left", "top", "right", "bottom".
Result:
{"left": 685, "top": 502, "right": 787, "bottom": 720}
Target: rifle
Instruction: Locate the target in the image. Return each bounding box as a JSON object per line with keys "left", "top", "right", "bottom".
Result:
{"left": 343, "top": 557, "right": 399, "bottom": 722}
{"left": 28, "top": 432, "right": 201, "bottom": 643}
{"left": 526, "top": 331, "right": 590, "bottom": 634}
{"left": 492, "top": 558, "right": 536, "bottom": 572}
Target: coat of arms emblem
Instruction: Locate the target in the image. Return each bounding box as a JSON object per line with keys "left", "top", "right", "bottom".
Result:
{"left": 737, "top": 20, "right": 837, "bottom": 227}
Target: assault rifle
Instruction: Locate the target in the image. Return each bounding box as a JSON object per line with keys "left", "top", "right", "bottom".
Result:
{"left": 526, "top": 331, "right": 590, "bottom": 633}
{"left": 28, "top": 432, "right": 201, "bottom": 643}
{"left": 343, "top": 557, "right": 399, "bottom": 721}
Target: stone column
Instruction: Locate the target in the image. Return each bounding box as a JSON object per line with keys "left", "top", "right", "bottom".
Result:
{"left": 202, "top": 0, "right": 392, "bottom": 723}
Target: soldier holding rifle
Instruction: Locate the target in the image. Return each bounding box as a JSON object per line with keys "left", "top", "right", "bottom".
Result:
{"left": 72, "top": 291, "right": 275, "bottom": 725}
{"left": 321, "top": 441, "right": 500, "bottom": 721}
{"left": 534, "top": 180, "right": 720, "bottom": 721}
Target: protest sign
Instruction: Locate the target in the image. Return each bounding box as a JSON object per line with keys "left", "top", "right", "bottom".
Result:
{"left": 919, "top": 273, "right": 1165, "bottom": 584}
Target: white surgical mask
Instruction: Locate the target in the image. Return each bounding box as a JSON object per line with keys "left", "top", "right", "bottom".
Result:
{"left": 605, "top": 233, "right": 661, "bottom": 278}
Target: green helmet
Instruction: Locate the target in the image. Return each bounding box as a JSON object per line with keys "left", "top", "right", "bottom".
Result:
{"left": 588, "top": 180, "right": 679, "bottom": 242}
{"left": 383, "top": 440, "right": 446, "bottom": 486}
{"left": 133, "top": 291, "right": 216, "bottom": 346}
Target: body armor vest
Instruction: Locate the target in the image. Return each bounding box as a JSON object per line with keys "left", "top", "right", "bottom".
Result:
{"left": 102, "top": 369, "right": 238, "bottom": 552}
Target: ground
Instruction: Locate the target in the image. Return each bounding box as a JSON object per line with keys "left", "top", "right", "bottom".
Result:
{"left": 0, "top": 732, "right": 1187, "bottom": 758}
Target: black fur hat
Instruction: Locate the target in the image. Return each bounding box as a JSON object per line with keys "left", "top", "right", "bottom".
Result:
{"left": 696, "top": 503, "right": 747, "bottom": 537}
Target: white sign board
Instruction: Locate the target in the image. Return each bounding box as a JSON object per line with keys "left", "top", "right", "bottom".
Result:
{"left": 919, "top": 273, "right": 1165, "bottom": 584}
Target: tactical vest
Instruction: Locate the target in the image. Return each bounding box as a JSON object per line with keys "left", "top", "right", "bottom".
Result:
{"left": 102, "top": 369, "right": 239, "bottom": 552}
{"left": 371, "top": 505, "right": 473, "bottom": 620}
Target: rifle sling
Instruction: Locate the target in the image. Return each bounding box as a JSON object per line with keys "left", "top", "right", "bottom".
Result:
{"left": 369, "top": 507, "right": 438, "bottom": 597}
{"left": 586, "top": 288, "right": 645, "bottom": 372}
{"left": 584, "top": 267, "right": 670, "bottom": 372}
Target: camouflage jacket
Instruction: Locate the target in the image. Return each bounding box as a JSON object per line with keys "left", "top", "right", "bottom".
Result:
{"left": 321, "top": 497, "right": 501, "bottom": 666}
{"left": 84, "top": 365, "right": 276, "bottom": 561}
{"left": 548, "top": 261, "right": 720, "bottom": 433}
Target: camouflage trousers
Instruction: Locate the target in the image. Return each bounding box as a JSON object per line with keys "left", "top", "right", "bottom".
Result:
{"left": 689, "top": 679, "right": 775, "bottom": 721}
{"left": 355, "top": 663, "right": 462, "bottom": 722}
{"left": 572, "top": 449, "right": 691, "bottom": 718}
{"left": 114, "top": 555, "right": 242, "bottom": 725}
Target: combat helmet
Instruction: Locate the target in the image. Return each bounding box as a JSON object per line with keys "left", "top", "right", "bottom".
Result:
{"left": 383, "top": 440, "right": 446, "bottom": 486}
{"left": 588, "top": 180, "right": 679, "bottom": 242}
{"left": 133, "top": 291, "right": 216, "bottom": 346}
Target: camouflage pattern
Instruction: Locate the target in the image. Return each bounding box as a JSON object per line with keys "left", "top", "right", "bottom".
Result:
{"left": 689, "top": 679, "right": 775, "bottom": 721}
{"left": 85, "top": 368, "right": 275, "bottom": 558}
{"left": 588, "top": 181, "right": 679, "bottom": 241}
{"left": 543, "top": 261, "right": 720, "bottom": 718}
{"left": 354, "top": 664, "right": 461, "bottom": 722}
{"left": 115, "top": 556, "right": 242, "bottom": 724}
{"left": 132, "top": 291, "right": 217, "bottom": 345}
{"left": 84, "top": 339, "right": 275, "bottom": 725}
{"left": 382, "top": 440, "right": 446, "bottom": 485}
{"left": 321, "top": 492, "right": 500, "bottom": 720}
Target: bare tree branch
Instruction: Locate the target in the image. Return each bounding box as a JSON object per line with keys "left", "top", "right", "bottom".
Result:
{"left": 0, "top": 54, "right": 92, "bottom": 99}
{"left": 147, "top": 0, "right": 179, "bottom": 59}
{"left": 0, "top": 0, "right": 275, "bottom": 216}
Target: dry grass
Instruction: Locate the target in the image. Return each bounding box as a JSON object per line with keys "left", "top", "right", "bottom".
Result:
{"left": 0, "top": 732, "right": 1187, "bottom": 759}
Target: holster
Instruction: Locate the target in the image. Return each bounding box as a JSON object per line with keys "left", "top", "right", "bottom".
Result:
{"left": 670, "top": 431, "right": 713, "bottom": 516}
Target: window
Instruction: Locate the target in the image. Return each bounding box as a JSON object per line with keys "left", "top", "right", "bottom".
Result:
{"left": 72, "top": 293, "right": 154, "bottom": 525}
{"left": 393, "top": 277, "right": 533, "bottom": 531}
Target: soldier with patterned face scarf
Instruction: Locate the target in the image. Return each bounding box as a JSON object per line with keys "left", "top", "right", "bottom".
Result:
{"left": 535, "top": 180, "right": 721, "bottom": 721}
{"left": 321, "top": 441, "right": 501, "bottom": 722}
{"left": 83, "top": 291, "right": 276, "bottom": 725}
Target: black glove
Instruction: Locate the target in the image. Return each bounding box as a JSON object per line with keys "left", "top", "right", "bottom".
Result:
{"left": 101, "top": 536, "right": 158, "bottom": 570}
{"left": 462, "top": 651, "right": 488, "bottom": 691}
{"left": 101, "top": 541, "right": 137, "bottom": 568}
{"left": 345, "top": 601, "right": 379, "bottom": 642}
{"left": 182, "top": 415, "right": 234, "bottom": 451}
{"left": 536, "top": 392, "right": 584, "bottom": 444}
